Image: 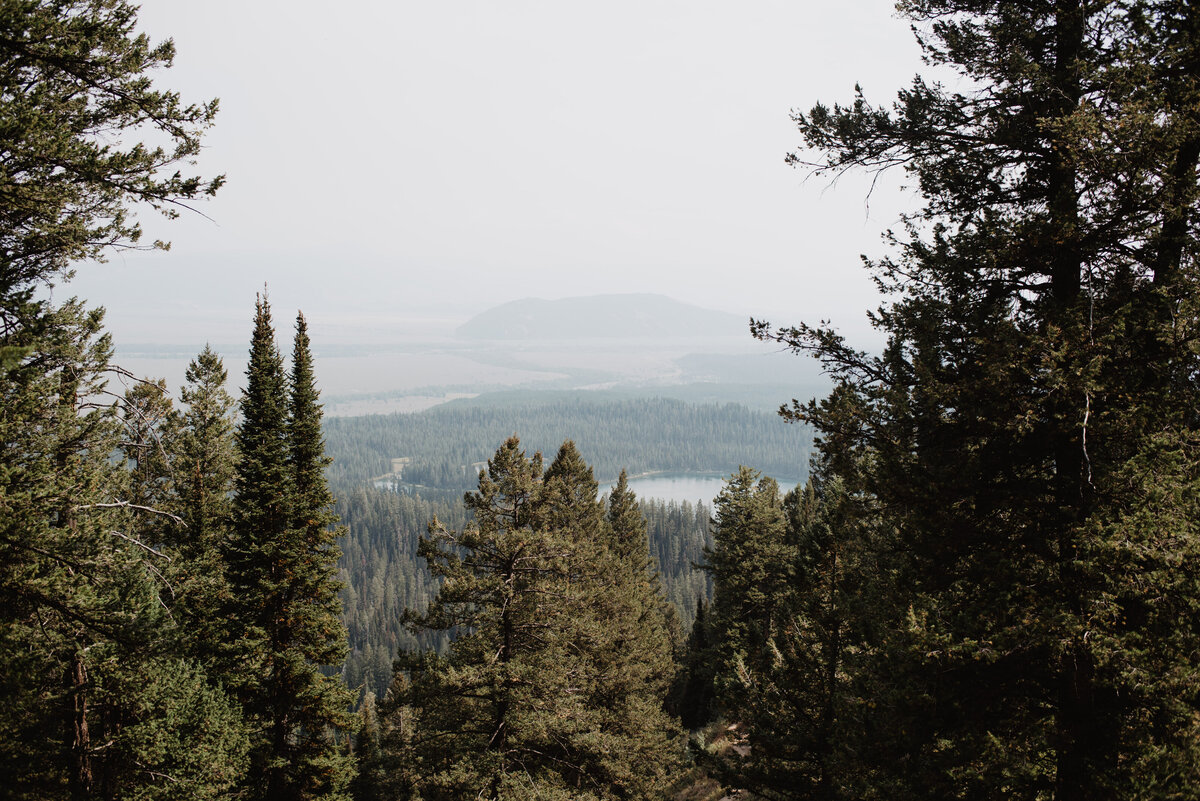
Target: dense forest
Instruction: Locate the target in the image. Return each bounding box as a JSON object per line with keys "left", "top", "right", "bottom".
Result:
{"left": 4, "top": 2, "right": 1200, "bottom": 800}
{"left": 324, "top": 394, "right": 810, "bottom": 488}
{"left": 335, "top": 484, "right": 713, "bottom": 704}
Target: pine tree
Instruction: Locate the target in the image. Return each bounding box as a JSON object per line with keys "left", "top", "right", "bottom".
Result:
{"left": 224, "top": 297, "right": 354, "bottom": 801}
{"left": 388, "top": 437, "right": 681, "bottom": 800}
{"left": 0, "top": 2, "right": 232, "bottom": 795}
{"left": 595, "top": 469, "right": 682, "bottom": 798}
{"left": 121, "top": 378, "right": 175, "bottom": 525}
{"left": 670, "top": 597, "right": 717, "bottom": 731}
{"left": 704, "top": 467, "right": 792, "bottom": 692}
{"left": 710, "top": 473, "right": 887, "bottom": 801}
{"left": 167, "top": 346, "right": 237, "bottom": 659}
{"left": 0, "top": 302, "right": 248, "bottom": 800}
{"left": 754, "top": 2, "right": 1200, "bottom": 797}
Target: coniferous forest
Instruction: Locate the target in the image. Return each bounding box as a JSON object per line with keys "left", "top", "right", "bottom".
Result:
{"left": 4, "top": 2, "right": 1200, "bottom": 800}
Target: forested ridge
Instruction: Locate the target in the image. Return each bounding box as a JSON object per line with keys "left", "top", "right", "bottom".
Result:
{"left": 5, "top": 1, "right": 1200, "bottom": 800}
{"left": 324, "top": 395, "right": 810, "bottom": 488}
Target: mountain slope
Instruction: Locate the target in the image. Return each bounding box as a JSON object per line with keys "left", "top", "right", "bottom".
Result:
{"left": 455, "top": 293, "right": 747, "bottom": 340}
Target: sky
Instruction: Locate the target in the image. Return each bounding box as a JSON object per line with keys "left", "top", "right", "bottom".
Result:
{"left": 67, "top": 1, "right": 926, "bottom": 347}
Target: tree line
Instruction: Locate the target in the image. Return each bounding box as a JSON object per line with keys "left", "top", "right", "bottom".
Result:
{"left": 323, "top": 395, "right": 810, "bottom": 489}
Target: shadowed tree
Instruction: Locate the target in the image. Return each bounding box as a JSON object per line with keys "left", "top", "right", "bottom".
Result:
{"left": 223, "top": 298, "right": 354, "bottom": 801}
{"left": 754, "top": 2, "right": 1200, "bottom": 797}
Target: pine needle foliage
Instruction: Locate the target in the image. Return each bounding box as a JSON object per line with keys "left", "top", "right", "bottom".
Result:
{"left": 379, "top": 437, "right": 682, "bottom": 801}
{"left": 223, "top": 297, "right": 354, "bottom": 801}
{"left": 752, "top": 2, "right": 1200, "bottom": 798}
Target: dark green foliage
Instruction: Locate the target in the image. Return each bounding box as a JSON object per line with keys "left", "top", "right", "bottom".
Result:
{"left": 335, "top": 486, "right": 462, "bottom": 701}
{"left": 351, "top": 692, "right": 385, "bottom": 801}
{"left": 323, "top": 396, "right": 810, "bottom": 488}
{"left": 377, "top": 437, "right": 682, "bottom": 800}
{"left": 0, "top": 0, "right": 220, "bottom": 363}
{"left": 0, "top": 302, "right": 248, "bottom": 799}
{"left": 705, "top": 468, "right": 792, "bottom": 686}
{"left": 592, "top": 470, "right": 683, "bottom": 795}
{"left": 671, "top": 598, "right": 717, "bottom": 731}
{"left": 172, "top": 345, "right": 237, "bottom": 557}
{"left": 0, "top": 2, "right": 255, "bottom": 796}
{"left": 751, "top": 2, "right": 1200, "bottom": 797}
{"left": 281, "top": 311, "right": 356, "bottom": 795}
{"left": 121, "top": 378, "right": 175, "bottom": 524}
{"left": 706, "top": 472, "right": 884, "bottom": 801}
{"left": 640, "top": 497, "right": 713, "bottom": 629}
{"left": 334, "top": 484, "right": 711, "bottom": 708}
{"left": 223, "top": 298, "right": 354, "bottom": 801}
{"left": 165, "top": 346, "right": 237, "bottom": 659}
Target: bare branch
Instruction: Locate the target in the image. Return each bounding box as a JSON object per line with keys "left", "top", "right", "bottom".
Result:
{"left": 75, "top": 500, "right": 184, "bottom": 526}
{"left": 108, "top": 530, "right": 173, "bottom": 561}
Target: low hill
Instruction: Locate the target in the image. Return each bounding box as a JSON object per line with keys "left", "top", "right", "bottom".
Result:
{"left": 455, "top": 293, "right": 747, "bottom": 340}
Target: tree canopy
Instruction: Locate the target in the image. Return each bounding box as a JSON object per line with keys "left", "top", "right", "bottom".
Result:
{"left": 751, "top": 2, "right": 1200, "bottom": 798}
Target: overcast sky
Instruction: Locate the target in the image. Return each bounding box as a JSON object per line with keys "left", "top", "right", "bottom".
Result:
{"left": 68, "top": 1, "right": 924, "bottom": 346}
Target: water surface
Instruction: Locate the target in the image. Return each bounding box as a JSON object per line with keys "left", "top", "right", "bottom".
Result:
{"left": 619, "top": 472, "right": 803, "bottom": 506}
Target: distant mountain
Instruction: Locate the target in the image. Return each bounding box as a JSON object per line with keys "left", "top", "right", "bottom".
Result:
{"left": 455, "top": 293, "right": 747, "bottom": 340}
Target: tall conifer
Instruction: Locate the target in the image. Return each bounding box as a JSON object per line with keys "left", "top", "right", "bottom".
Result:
{"left": 224, "top": 297, "right": 353, "bottom": 801}
{"left": 283, "top": 311, "right": 355, "bottom": 798}
{"left": 173, "top": 345, "right": 237, "bottom": 558}
{"left": 0, "top": 303, "right": 248, "bottom": 800}
{"left": 754, "top": 2, "right": 1200, "bottom": 796}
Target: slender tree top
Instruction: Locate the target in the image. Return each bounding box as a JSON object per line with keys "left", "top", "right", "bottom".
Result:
{"left": 232, "top": 292, "right": 288, "bottom": 534}
{"left": 289, "top": 310, "right": 335, "bottom": 527}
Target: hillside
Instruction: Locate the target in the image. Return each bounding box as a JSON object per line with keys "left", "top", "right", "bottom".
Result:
{"left": 455, "top": 293, "right": 747, "bottom": 340}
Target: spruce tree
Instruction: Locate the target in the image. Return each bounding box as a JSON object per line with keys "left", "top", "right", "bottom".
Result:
{"left": 704, "top": 467, "right": 792, "bottom": 691}
{"left": 0, "top": 2, "right": 233, "bottom": 795}
{"left": 670, "top": 597, "right": 717, "bottom": 731}
{"left": 754, "top": 2, "right": 1200, "bottom": 796}
{"left": 595, "top": 469, "right": 682, "bottom": 797}
{"left": 710, "top": 473, "right": 886, "bottom": 801}
{"left": 224, "top": 297, "right": 353, "bottom": 801}
{"left": 167, "top": 346, "right": 238, "bottom": 659}
{"left": 283, "top": 311, "right": 356, "bottom": 798}
{"left": 173, "top": 345, "right": 237, "bottom": 559}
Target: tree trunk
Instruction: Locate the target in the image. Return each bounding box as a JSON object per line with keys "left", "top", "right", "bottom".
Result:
{"left": 66, "top": 650, "right": 92, "bottom": 801}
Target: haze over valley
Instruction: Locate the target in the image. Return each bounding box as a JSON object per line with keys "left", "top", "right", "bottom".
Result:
{"left": 110, "top": 292, "right": 829, "bottom": 417}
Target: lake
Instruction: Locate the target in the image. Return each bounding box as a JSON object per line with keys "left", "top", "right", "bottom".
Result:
{"left": 617, "top": 472, "right": 804, "bottom": 506}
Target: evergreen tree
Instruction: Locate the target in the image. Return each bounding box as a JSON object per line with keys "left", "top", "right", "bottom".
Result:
{"left": 224, "top": 297, "right": 354, "bottom": 801}
{"left": 704, "top": 467, "right": 792, "bottom": 693}
{"left": 0, "top": 2, "right": 233, "bottom": 795}
{"left": 167, "top": 346, "right": 237, "bottom": 659}
{"left": 172, "top": 345, "right": 237, "bottom": 558}
{"left": 0, "top": 302, "right": 247, "bottom": 800}
{"left": 0, "top": 0, "right": 220, "bottom": 367}
{"left": 387, "top": 437, "right": 681, "bottom": 800}
{"left": 283, "top": 311, "right": 356, "bottom": 797}
{"left": 120, "top": 378, "right": 175, "bottom": 525}
{"left": 670, "top": 597, "right": 717, "bottom": 731}
{"left": 754, "top": 2, "right": 1200, "bottom": 797}
{"left": 711, "top": 473, "right": 886, "bottom": 801}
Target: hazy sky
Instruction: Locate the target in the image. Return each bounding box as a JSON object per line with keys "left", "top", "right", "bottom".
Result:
{"left": 68, "top": 1, "right": 925, "bottom": 346}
